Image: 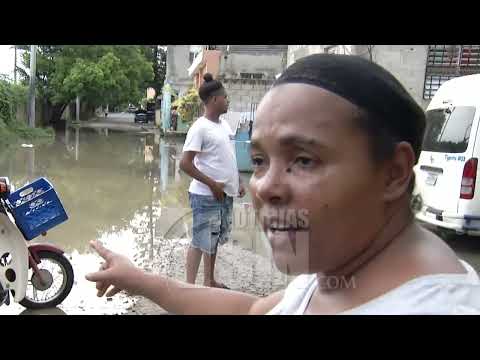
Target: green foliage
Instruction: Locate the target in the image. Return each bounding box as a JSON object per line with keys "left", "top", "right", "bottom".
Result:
{"left": 9, "top": 121, "right": 54, "bottom": 140}
{"left": 17, "top": 45, "right": 154, "bottom": 110}
{"left": 140, "top": 46, "right": 167, "bottom": 99}
{"left": 0, "top": 75, "right": 26, "bottom": 124}
{"left": 172, "top": 87, "right": 202, "bottom": 124}
{"left": 0, "top": 75, "right": 54, "bottom": 148}
{"left": 0, "top": 118, "right": 55, "bottom": 148}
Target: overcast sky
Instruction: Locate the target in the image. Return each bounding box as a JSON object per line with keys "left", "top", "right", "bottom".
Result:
{"left": 0, "top": 45, "right": 15, "bottom": 78}
{"left": 0, "top": 45, "right": 166, "bottom": 81}
{"left": 0, "top": 45, "right": 28, "bottom": 80}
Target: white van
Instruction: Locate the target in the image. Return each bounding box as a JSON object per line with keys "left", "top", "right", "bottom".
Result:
{"left": 415, "top": 74, "right": 480, "bottom": 236}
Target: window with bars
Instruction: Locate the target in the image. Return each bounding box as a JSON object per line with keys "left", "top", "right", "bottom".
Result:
{"left": 426, "top": 45, "right": 459, "bottom": 67}
{"left": 424, "top": 45, "right": 480, "bottom": 99}
{"left": 189, "top": 51, "right": 196, "bottom": 64}
{"left": 240, "top": 72, "right": 264, "bottom": 80}
{"left": 460, "top": 46, "right": 480, "bottom": 67}
{"left": 423, "top": 74, "right": 457, "bottom": 100}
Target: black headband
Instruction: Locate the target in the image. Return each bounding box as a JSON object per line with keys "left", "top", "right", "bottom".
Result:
{"left": 273, "top": 53, "right": 426, "bottom": 158}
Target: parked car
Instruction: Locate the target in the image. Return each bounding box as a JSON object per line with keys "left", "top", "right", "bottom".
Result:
{"left": 127, "top": 104, "right": 137, "bottom": 113}
{"left": 146, "top": 110, "right": 155, "bottom": 122}
{"left": 146, "top": 102, "right": 156, "bottom": 123}
{"left": 414, "top": 74, "right": 480, "bottom": 236}
{"left": 134, "top": 109, "right": 148, "bottom": 123}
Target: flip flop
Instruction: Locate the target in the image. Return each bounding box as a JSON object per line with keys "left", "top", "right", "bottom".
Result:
{"left": 214, "top": 282, "right": 230, "bottom": 290}
{"left": 205, "top": 282, "right": 230, "bottom": 289}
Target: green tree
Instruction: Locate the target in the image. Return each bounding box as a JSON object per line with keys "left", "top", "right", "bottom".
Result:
{"left": 16, "top": 45, "right": 154, "bottom": 123}
{"left": 0, "top": 74, "right": 53, "bottom": 147}
{"left": 140, "top": 45, "right": 167, "bottom": 100}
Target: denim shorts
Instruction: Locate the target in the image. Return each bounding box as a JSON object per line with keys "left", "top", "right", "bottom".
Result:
{"left": 189, "top": 192, "right": 233, "bottom": 255}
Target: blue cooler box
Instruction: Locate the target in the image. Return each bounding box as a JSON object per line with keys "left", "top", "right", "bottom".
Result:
{"left": 7, "top": 178, "right": 68, "bottom": 240}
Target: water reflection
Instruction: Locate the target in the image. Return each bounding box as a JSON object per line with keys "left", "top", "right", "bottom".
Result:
{"left": 75, "top": 127, "right": 79, "bottom": 161}
{"left": 0, "top": 126, "right": 278, "bottom": 314}
{"left": 20, "top": 307, "right": 67, "bottom": 315}
{"left": 1, "top": 128, "right": 181, "bottom": 252}
{"left": 0, "top": 128, "right": 262, "bottom": 258}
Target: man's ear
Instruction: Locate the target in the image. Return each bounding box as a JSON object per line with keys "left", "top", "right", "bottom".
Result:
{"left": 383, "top": 142, "right": 416, "bottom": 202}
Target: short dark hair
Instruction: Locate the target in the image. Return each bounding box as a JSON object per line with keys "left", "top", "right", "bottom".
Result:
{"left": 198, "top": 73, "right": 225, "bottom": 103}
{"left": 354, "top": 108, "right": 420, "bottom": 195}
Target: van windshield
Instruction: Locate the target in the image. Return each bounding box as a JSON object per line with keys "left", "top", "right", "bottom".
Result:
{"left": 422, "top": 106, "right": 476, "bottom": 153}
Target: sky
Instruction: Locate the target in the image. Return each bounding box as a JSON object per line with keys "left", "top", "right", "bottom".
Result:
{"left": 0, "top": 45, "right": 28, "bottom": 80}
{"left": 0, "top": 45, "right": 15, "bottom": 78}
{"left": 0, "top": 45, "right": 166, "bottom": 81}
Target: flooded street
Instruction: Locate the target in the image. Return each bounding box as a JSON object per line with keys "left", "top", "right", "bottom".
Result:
{"left": 0, "top": 124, "right": 284, "bottom": 315}
{"left": 1, "top": 121, "right": 480, "bottom": 315}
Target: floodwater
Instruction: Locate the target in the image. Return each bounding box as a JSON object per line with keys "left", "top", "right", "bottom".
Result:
{"left": 2, "top": 121, "right": 480, "bottom": 315}
{"left": 0, "top": 125, "right": 269, "bottom": 315}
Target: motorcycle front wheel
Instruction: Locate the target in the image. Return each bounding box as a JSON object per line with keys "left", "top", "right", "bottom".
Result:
{"left": 19, "top": 250, "right": 74, "bottom": 309}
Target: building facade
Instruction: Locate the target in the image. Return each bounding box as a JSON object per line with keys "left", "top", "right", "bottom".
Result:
{"left": 165, "top": 45, "right": 194, "bottom": 96}
{"left": 188, "top": 45, "right": 288, "bottom": 113}
{"left": 287, "top": 45, "right": 480, "bottom": 110}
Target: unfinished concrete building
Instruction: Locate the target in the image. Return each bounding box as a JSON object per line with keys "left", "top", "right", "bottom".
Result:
{"left": 287, "top": 45, "right": 480, "bottom": 110}
{"left": 188, "top": 45, "right": 288, "bottom": 112}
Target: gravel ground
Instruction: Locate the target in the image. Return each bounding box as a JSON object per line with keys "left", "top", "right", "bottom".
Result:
{"left": 126, "top": 238, "right": 290, "bottom": 315}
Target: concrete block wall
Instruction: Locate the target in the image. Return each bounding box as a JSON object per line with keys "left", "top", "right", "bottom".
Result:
{"left": 223, "top": 80, "right": 271, "bottom": 112}
{"left": 287, "top": 45, "right": 353, "bottom": 66}
{"left": 222, "top": 53, "right": 285, "bottom": 79}
{"left": 217, "top": 49, "right": 285, "bottom": 112}
{"left": 287, "top": 45, "right": 430, "bottom": 109}
{"left": 166, "top": 45, "right": 194, "bottom": 95}
{"left": 354, "top": 45, "right": 429, "bottom": 109}
{"left": 287, "top": 45, "right": 320, "bottom": 66}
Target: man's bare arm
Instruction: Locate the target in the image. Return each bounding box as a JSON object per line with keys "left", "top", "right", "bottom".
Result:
{"left": 180, "top": 150, "right": 225, "bottom": 200}
{"left": 180, "top": 151, "right": 215, "bottom": 188}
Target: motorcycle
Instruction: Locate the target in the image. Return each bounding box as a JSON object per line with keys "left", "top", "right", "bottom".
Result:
{"left": 0, "top": 177, "right": 74, "bottom": 309}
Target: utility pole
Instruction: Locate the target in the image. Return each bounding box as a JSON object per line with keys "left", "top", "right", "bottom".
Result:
{"left": 76, "top": 95, "right": 80, "bottom": 123}
{"left": 28, "top": 45, "right": 37, "bottom": 128}
{"left": 13, "top": 45, "right": 17, "bottom": 84}
{"left": 457, "top": 45, "right": 463, "bottom": 76}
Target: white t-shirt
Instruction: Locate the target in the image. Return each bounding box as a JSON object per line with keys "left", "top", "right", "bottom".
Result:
{"left": 267, "top": 260, "right": 480, "bottom": 315}
{"left": 183, "top": 116, "right": 239, "bottom": 197}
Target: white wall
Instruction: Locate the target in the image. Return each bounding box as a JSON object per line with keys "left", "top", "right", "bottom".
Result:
{"left": 287, "top": 45, "right": 353, "bottom": 66}
{"left": 166, "top": 45, "right": 194, "bottom": 95}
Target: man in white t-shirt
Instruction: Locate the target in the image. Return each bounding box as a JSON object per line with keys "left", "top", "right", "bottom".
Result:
{"left": 179, "top": 73, "right": 246, "bottom": 289}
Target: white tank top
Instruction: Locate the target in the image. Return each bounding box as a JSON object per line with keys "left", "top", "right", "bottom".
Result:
{"left": 267, "top": 260, "right": 480, "bottom": 315}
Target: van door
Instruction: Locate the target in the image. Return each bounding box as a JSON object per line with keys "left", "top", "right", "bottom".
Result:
{"left": 416, "top": 106, "right": 477, "bottom": 216}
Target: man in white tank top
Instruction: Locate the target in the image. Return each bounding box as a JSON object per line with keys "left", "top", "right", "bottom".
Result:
{"left": 86, "top": 54, "right": 480, "bottom": 315}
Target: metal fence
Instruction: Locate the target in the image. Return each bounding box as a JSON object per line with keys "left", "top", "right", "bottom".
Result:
{"left": 424, "top": 45, "right": 480, "bottom": 99}
{"left": 220, "top": 102, "right": 258, "bottom": 135}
